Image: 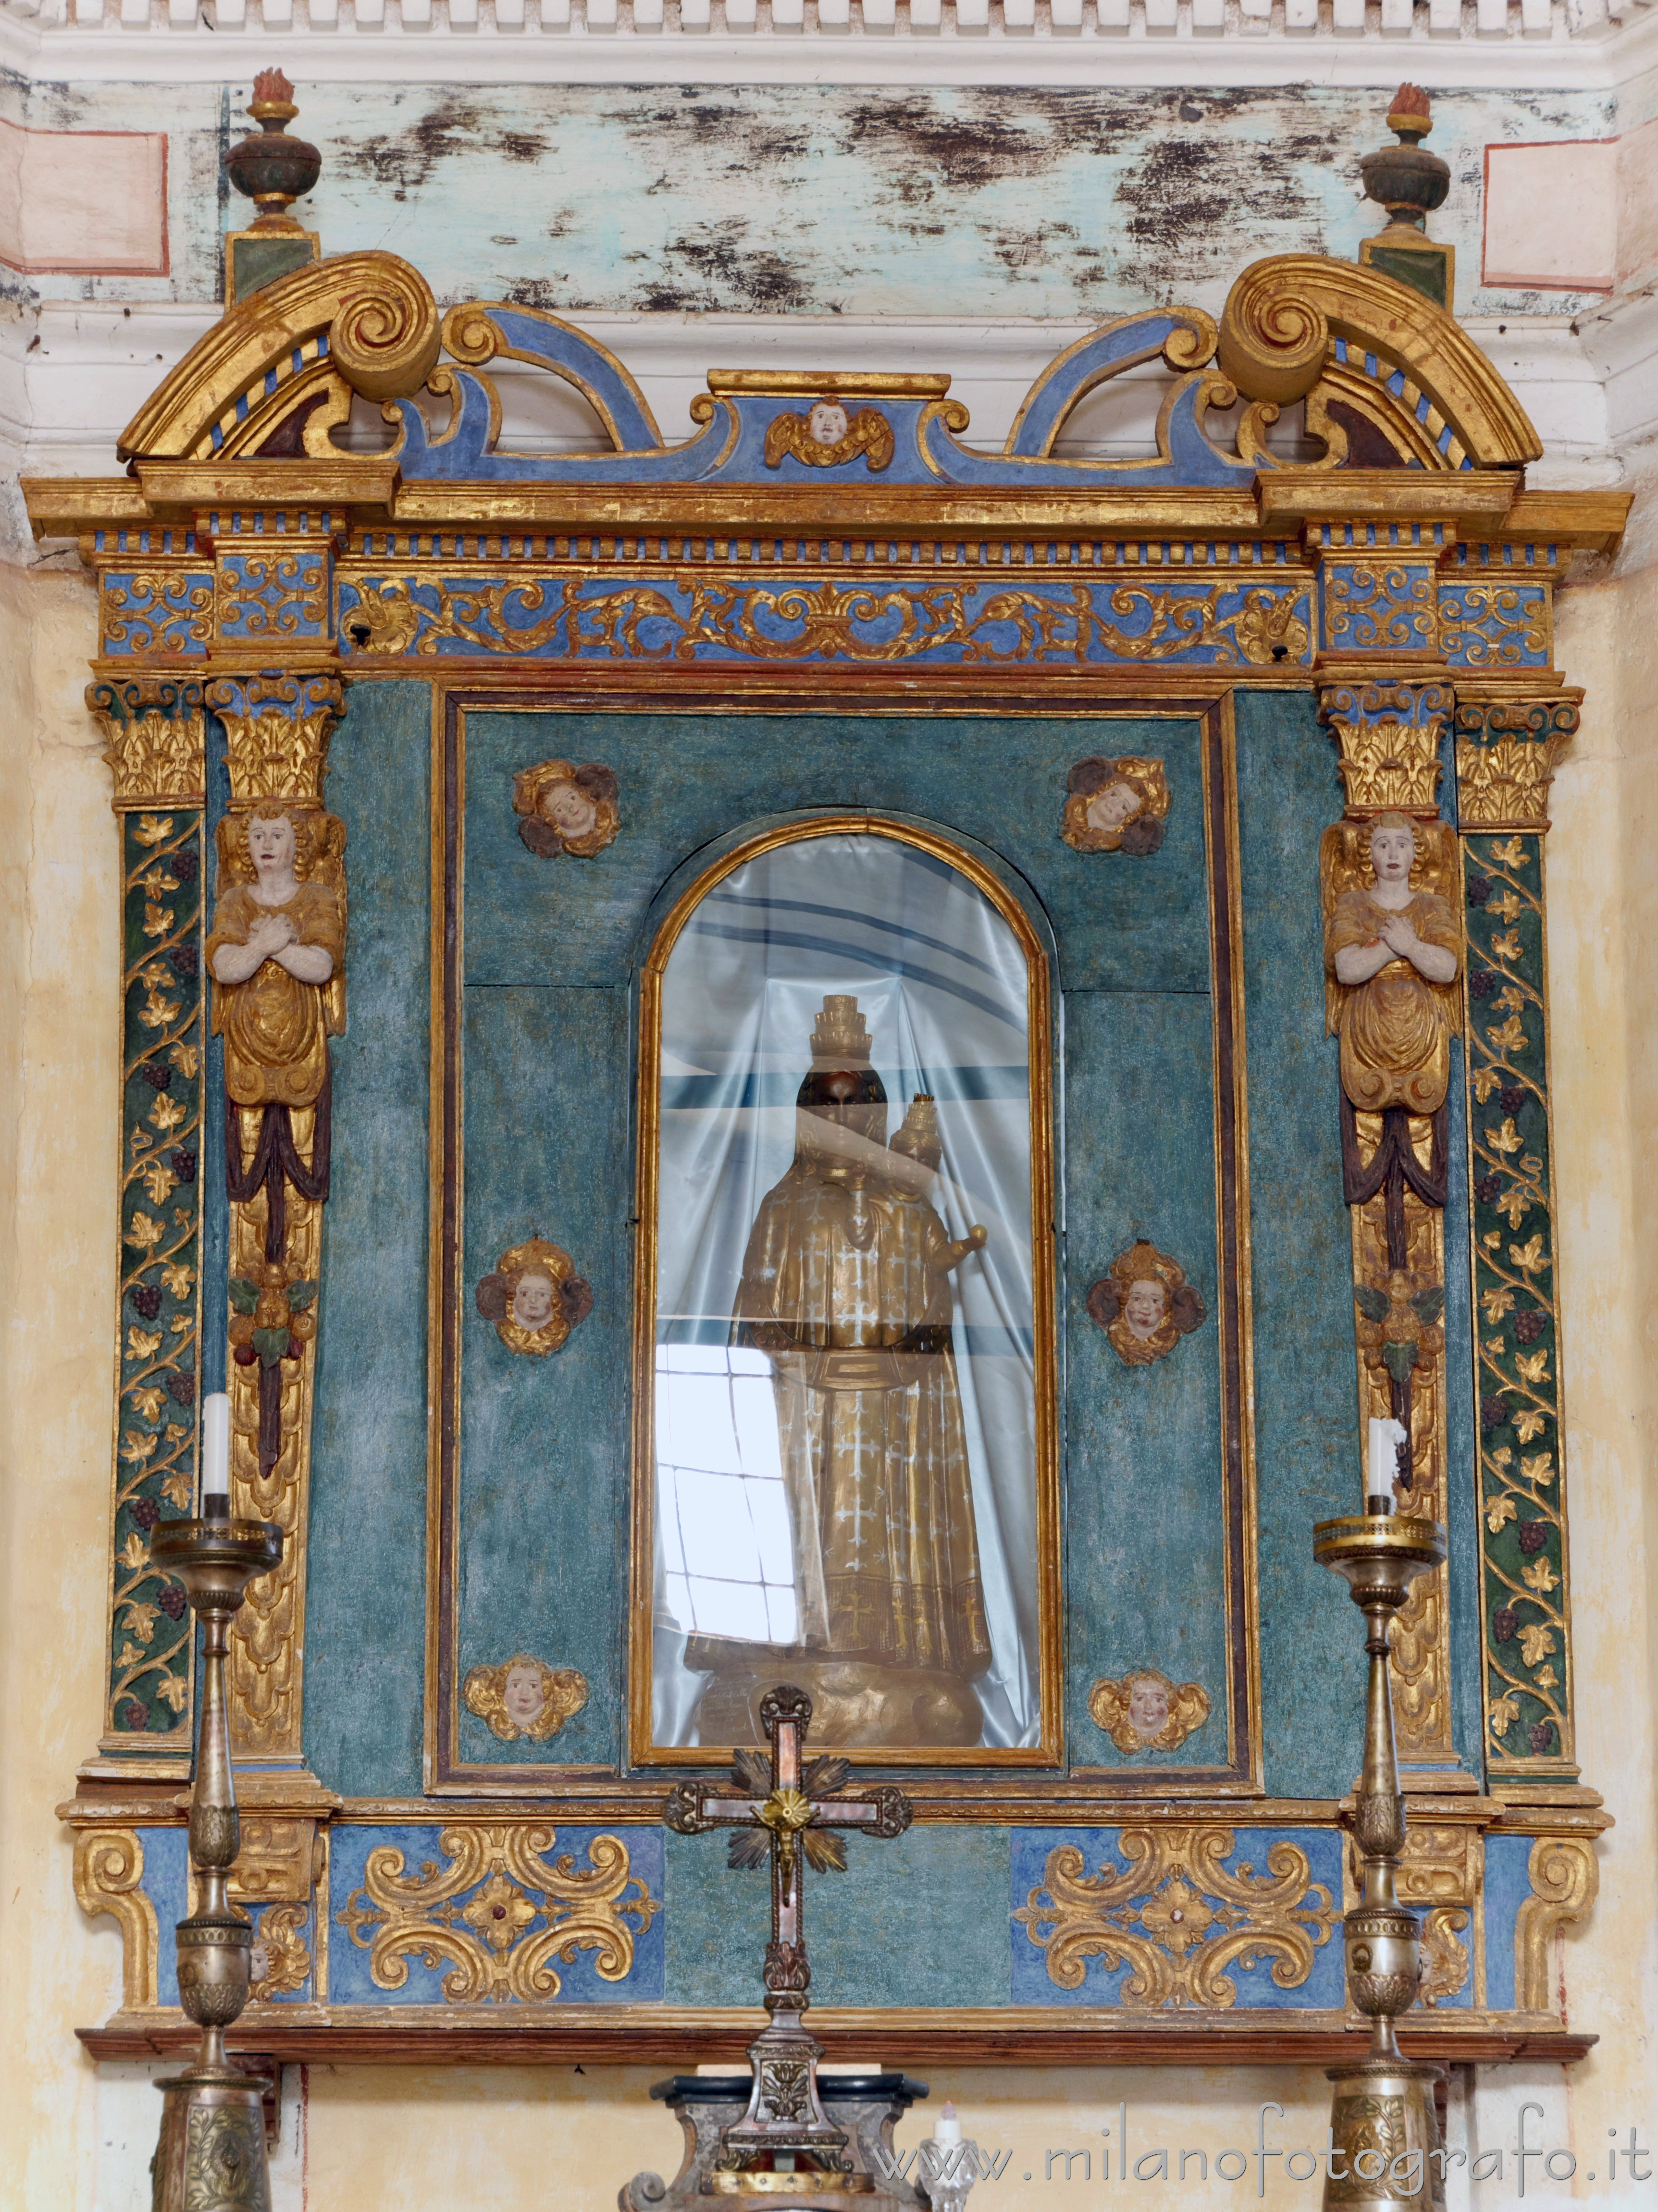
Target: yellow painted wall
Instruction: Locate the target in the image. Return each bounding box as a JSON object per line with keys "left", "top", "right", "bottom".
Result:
{"left": 1, "top": 555, "right": 1654, "bottom": 2211}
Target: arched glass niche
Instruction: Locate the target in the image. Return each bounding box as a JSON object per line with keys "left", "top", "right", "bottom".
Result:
{"left": 633, "top": 819, "right": 1057, "bottom": 1763}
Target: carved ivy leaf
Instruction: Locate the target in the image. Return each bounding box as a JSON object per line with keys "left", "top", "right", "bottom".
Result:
{"left": 133, "top": 815, "right": 175, "bottom": 848}
{"left": 1496, "top": 1189, "right": 1533, "bottom": 1230}
{"left": 1495, "top": 987, "right": 1528, "bottom": 1015}
{"left": 1485, "top": 1119, "right": 1524, "bottom": 1157}
{"left": 1486, "top": 1015, "right": 1529, "bottom": 1056}
{"left": 285, "top": 1279, "right": 320, "bottom": 1311}
{"left": 114, "top": 1640, "right": 145, "bottom": 1669}
{"left": 161, "top": 1470, "right": 195, "bottom": 1510}
{"left": 1509, "top": 1236, "right": 1548, "bottom": 1276}
{"left": 1533, "top": 1666, "right": 1560, "bottom": 1691}
{"left": 1521, "top": 1452, "right": 1555, "bottom": 1485}
{"left": 1353, "top": 1284, "right": 1390, "bottom": 1324}
{"left": 124, "top": 1212, "right": 165, "bottom": 1254}
{"left": 1472, "top": 1068, "right": 1503, "bottom": 1104}
{"left": 169, "top": 1043, "right": 200, "bottom": 1080}
{"left": 1485, "top": 1495, "right": 1518, "bottom": 1535}
{"left": 139, "top": 989, "right": 181, "bottom": 1031}
{"left": 228, "top": 1277, "right": 260, "bottom": 1315}
{"left": 120, "top": 1432, "right": 159, "bottom": 1470}
{"left": 141, "top": 1160, "right": 178, "bottom": 1205}
{"left": 1480, "top": 1288, "right": 1515, "bottom": 1324}
{"left": 128, "top": 1386, "right": 166, "bottom": 1422}
{"left": 154, "top": 1671, "right": 190, "bottom": 1713}
{"left": 123, "top": 1601, "right": 159, "bottom": 1646}
{"left": 141, "top": 865, "right": 180, "bottom": 895}
{"left": 142, "top": 901, "right": 174, "bottom": 940}
{"left": 161, "top": 1261, "right": 196, "bottom": 1298}
{"left": 126, "top": 1326, "right": 162, "bottom": 1362}
{"left": 1491, "top": 837, "right": 1530, "bottom": 870}
{"left": 116, "top": 1534, "right": 150, "bottom": 1574}
{"left": 252, "top": 1326, "right": 291, "bottom": 1368}
{"left": 1382, "top": 1341, "right": 1419, "bottom": 1384}
{"left": 1519, "top": 1623, "right": 1556, "bottom": 1668}
{"left": 1489, "top": 890, "right": 1523, "bottom": 923}
{"left": 1490, "top": 931, "right": 1522, "bottom": 963}
{"left": 149, "top": 1095, "right": 187, "bottom": 1134}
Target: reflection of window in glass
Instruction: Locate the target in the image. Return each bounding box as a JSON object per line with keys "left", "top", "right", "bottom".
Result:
{"left": 647, "top": 830, "right": 1043, "bottom": 1756}
{"left": 656, "top": 1346, "right": 799, "bottom": 1646}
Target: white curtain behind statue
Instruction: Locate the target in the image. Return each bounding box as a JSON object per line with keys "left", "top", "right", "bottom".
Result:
{"left": 652, "top": 833, "right": 1039, "bottom": 1748}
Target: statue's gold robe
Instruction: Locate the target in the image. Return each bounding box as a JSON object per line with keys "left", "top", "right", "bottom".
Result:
{"left": 207, "top": 880, "right": 346, "bottom": 1109}
{"left": 734, "top": 1163, "right": 991, "bottom": 1681}
{"left": 1324, "top": 888, "right": 1461, "bottom": 1116}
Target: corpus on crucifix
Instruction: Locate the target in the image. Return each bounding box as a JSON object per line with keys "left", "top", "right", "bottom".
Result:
{"left": 665, "top": 1683, "right": 912, "bottom": 2197}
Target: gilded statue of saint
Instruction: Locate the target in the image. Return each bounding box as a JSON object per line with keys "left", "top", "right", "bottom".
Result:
{"left": 1324, "top": 813, "right": 1461, "bottom": 1116}
{"left": 207, "top": 808, "right": 346, "bottom": 1109}
{"left": 722, "top": 994, "right": 992, "bottom": 1746}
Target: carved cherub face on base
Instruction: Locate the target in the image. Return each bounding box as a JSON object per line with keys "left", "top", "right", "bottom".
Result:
{"left": 511, "top": 758, "right": 620, "bottom": 859}
{"left": 475, "top": 1236, "right": 594, "bottom": 1356}
{"left": 809, "top": 399, "right": 851, "bottom": 446}
{"left": 1086, "top": 1240, "right": 1206, "bottom": 1366}
{"left": 464, "top": 1652, "right": 590, "bottom": 1742}
{"left": 1062, "top": 756, "right": 1171, "bottom": 855}
{"left": 1088, "top": 1666, "right": 1211, "bottom": 1755}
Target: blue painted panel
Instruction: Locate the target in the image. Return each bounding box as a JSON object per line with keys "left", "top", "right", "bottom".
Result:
{"left": 329, "top": 1824, "right": 666, "bottom": 2004}
{"left": 1010, "top": 1826, "right": 1344, "bottom": 2008}
{"left": 666, "top": 1823, "right": 1011, "bottom": 2008}
{"left": 146, "top": 1825, "right": 190, "bottom": 2009}
{"left": 1485, "top": 1832, "right": 1531, "bottom": 2013}
{"left": 457, "top": 986, "right": 631, "bottom": 1767}
{"left": 305, "top": 681, "right": 433, "bottom": 1800}
{"left": 1233, "top": 690, "right": 1367, "bottom": 1801}
{"left": 1063, "top": 992, "right": 1231, "bottom": 1769}
{"left": 460, "top": 709, "right": 1209, "bottom": 996}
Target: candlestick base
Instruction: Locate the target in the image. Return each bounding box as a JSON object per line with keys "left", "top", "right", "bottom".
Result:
{"left": 1323, "top": 2054, "right": 1444, "bottom": 2211}
{"left": 152, "top": 2070, "right": 271, "bottom": 2212}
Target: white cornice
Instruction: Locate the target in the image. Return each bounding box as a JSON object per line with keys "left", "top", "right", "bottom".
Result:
{"left": 4, "top": 0, "right": 1658, "bottom": 87}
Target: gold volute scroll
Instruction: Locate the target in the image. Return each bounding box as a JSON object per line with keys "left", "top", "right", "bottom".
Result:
{"left": 1217, "top": 254, "right": 1542, "bottom": 466}
{"left": 117, "top": 251, "right": 440, "bottom": 463}
{"left": 1513, "top": 1834, "right": 1599, "bottom": 2014}
{"left": 74, "top": 1828, "right": 161, "bottom": 2010}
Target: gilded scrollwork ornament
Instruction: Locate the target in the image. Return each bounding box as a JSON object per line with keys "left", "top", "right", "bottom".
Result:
{"left": 1015, "top": 1828, "right": 1337, "bottom": 2007}
{"left": 334, "top": 1824, "right": 661, "bottom": 2005}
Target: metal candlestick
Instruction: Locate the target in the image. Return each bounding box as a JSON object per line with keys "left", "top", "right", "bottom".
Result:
{"left": 148, "top": 1512, "right": 284, "bottom": 2212}
{"left": 1312, "top": 1511, "right": 1448, "bottom": 2212}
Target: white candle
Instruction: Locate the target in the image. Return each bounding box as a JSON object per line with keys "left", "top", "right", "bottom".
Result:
{"left": 1367, "top": 1417, "right": 1406, "bottom": 1505}
{"left": 202, "top": 1393, "right": 231, "bottom": 1504}
{"left": 934, "top": 2102, "right": 963, "bottom": 2145}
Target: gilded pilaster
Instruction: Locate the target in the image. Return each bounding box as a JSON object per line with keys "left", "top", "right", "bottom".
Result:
{"left": 204, "top": 666, "right": 346, "bottom": 1768}
{"left": 87, "top": 680, "right": 208, "bottom": 1765}
{"left": 1454, "top": 689, "right": 1581, "bottom": 1779}
{"left": 1319, "top": 678, "right": 1459, "bottom": 1769}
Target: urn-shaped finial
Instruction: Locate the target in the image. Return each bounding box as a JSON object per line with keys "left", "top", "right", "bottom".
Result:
{"left": 1359, "top": 83, "right": 1451, "bottom": 235}
{"left": 226, "top": 70, "right": 322, "bottom": 237}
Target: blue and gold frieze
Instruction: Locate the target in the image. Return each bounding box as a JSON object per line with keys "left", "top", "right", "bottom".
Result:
{"left": 330, "top": 1823, "right": 666, "bottom": 2005}
{"left": 101, "top": 572, "right": 214, "bottom": 660}
{"left": 1439, "top": 580, "right": 1550, "bottom": 669}
{"left": 1010, "top": 1825, "right": 1345, "bottom": 2011}
{"left": 338, "top": 572, "right": 1313, "bottom": 669}
{"left": 216, "top": 548, "right": 333, "bottom": 646}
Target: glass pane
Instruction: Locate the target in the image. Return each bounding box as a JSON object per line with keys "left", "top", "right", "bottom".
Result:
{"left": 649, "top": 831, "right": 1039, "bottom": 1752}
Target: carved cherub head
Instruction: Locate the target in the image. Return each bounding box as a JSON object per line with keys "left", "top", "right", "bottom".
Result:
{"left": 1088, "top": 1666, "right": 1211, "bottom": 1754}
{"left": 512, "top": 759, "right": 620, "bottom": 859}
{"left": 808, "top": 397, "right": 851, "bottom": 447}
{"left": 475, "top": 1236, "right": 594, "bottom": 1357}
{"left": 463, "top": 1652, "right": 590, "bottom": 1742}
{"left": 1086, "top": 1240, "right": 1206, "bottom": 1367}
{"left": 1062, "top": 756, "right": 1171, "bottom": 856}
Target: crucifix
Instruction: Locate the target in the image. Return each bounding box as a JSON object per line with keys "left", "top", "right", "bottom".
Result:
{"left": 665, "top": 1683, "right": 912, "bottom": 2194}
